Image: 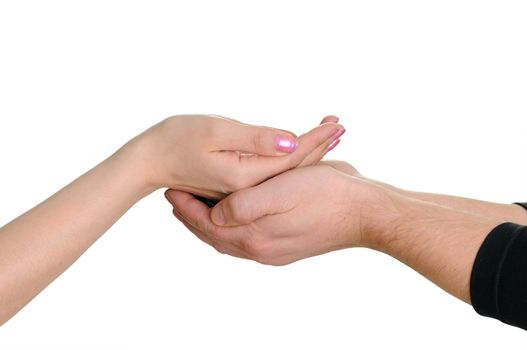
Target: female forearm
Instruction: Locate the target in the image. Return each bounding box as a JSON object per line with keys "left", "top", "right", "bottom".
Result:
{"left": 0, "top": 141, "right": 150, "bottom": 325}
{"left": 0, "top": 115, "right": 340, "bottom": 326}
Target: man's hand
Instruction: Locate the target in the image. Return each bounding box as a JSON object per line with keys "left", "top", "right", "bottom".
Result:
{"left": 165, "top": 165, "right": 387, "bottom": 265}
{"left": 320, "top": 160, "right": 360, "bottom": 176}
{"left": 165, "top": 163, "right": 503, "bottom": 303}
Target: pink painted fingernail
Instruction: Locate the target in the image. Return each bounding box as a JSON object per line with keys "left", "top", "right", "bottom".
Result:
{"left": 275, "top": 136, "right": 298, "bottom": 153}
{"left": 332, "top": 128, "right": 346, "bottom": 140}
{"left": 326, "top": 138, "right": 341, "bottom": 152}
{"left": 321, "top": 115, "right": 339, "bottom": 124}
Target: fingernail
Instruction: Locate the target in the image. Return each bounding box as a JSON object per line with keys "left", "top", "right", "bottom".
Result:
{"left": 211, "top": 207, "right": 225, "bottom": 225}
{"left": 326, "top": 138, "right": 341, "bottom": 152}
{"left": 327, "top": 115, "right": 339, "bottom": 123}
{"left": 274, "top": 136, "right": 298, "bottom": 153}
{"left": 332, "top": 128, "right": 346, "bottom": 140}
{"left": 321, "top": 115, "right": 339, "bottom": 124}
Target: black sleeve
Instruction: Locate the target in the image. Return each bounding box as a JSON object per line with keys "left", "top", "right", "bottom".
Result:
{"left": 470, "top": 222, "right": 527, "bottom": 330}
{"left": 514, "top": 202, "right": 527, "bottom": 211}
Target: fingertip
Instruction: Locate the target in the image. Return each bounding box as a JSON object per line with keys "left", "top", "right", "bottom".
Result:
{"left": 268, "top": 122, "right": 344, "bottom": 169}
{"left": 274, "top": 134, "right": 299, "bottom": 153}
{"left": 166, "top": 191, "right": 211, "bottom": 223}
{"left": 320, "top": 115, "right": 339, "bottom": 124}
{"left": 307, "top": 122, "right": 345, "bottom": 143}
{"left": 165, "top": 189, "right": 188, "bottom": 205}
{"left": 210, "top": 205, "right": 226, "bottom": 226}
{"left": 333, "top": 127, "right": 346, "bottom": 139}
{"left": 165, "top": 189, "right": 177, "bottom": 205}
{"left": 294, "top": 123, "right": 346, "bottom": 167}
{"left": 325, "top": 138, "right": 341, "bottom": 154}
{"left": 222, "top": 122, "right": 299, "bottom": 156}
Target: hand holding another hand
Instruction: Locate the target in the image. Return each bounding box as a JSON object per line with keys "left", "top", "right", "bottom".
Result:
{"left": 166, "top": 165, "right": 389, "bottom": 265}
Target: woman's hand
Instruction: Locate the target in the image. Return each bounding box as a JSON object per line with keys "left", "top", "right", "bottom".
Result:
{"left": 0, "top": 113, "right": 343, "bottom": 325}
{"left": 165, "top": 165, "right": 387, "bottom": 265}
{"left": 127, "top": 114, "right": 345, "bottom": 198}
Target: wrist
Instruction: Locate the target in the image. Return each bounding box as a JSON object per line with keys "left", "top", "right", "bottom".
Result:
{"left": 342, "top": 177, "right": 401, "bottom": 249}
{"left": 123, "top": 118, "right": 189, "bottom": 191}
{"left": 112, "top": 136, "right": 161, "bottom": 197}
{"left": 511, "top": 204, "right": 527, "bottom": 225}
{"left": 367, "top": 196, "right": 404, "bottom": 251}
{"left": 363, "top": 192, "right": 502, "bottom": 302}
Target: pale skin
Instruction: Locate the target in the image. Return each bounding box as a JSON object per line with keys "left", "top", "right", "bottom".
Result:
{"left": 0, "top": 114, "right": 345, "bottom": 326}
{"left": 166, "top": 117, "right": 527, "bottom": 305}
{"left": 324, "top": 159, "right": 527, "bottom": 226}
{"left": 2, "top": 115, "right": 525, "bottom": 327}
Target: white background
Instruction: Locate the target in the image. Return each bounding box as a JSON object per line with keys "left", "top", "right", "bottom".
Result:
{"left": 1, "top": 1, "right": 526, "bottom": 349}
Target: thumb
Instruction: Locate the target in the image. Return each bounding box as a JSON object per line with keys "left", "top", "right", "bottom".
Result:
{"left": 210, "top": 181, "right": 290, "bottom": 226}
{"left": 218, "top": 120, "right": 299, "bottom": 156}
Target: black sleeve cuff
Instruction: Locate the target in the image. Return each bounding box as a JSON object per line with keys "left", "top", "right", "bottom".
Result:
{"left": 470, "top": 222, "right": 527, "bottom": 330}
{"left": 514, "top": 202, "right": 527, "bottom": 211}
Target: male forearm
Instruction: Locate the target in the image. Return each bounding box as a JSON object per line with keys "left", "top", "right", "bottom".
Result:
{"left": 365, "top": 179, "right": 527, "bottom": 225}
{"left": 0, "top": 142, "right": 151, "bottom": 325}
{"left": 362, "top": 188, "right": 503, "bottom": 303}
{"left": 402, "top": 190, "right": 527, "bottom": 226}
{"left": 325, "top": 161, "right": 527, "bottom": 225}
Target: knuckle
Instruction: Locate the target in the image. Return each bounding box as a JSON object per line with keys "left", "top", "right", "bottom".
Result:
{"left": 254, "top": 252, "right": 287, "bottom": 266}
{"left": 252, "top": 133, "right": 265, "bottom": 153}
{"left": 194, "top": 218, "right": 214, "bottom": 236}
{"left": 203, "top": 119, "right": 221, "bottom": 139}
{"left": 254, "top": 256, "right": 274, "bottom": 266}
{"left": 194, "top": 221, "right": 208, "bottom": 235}
{"left": 256, "top": 257, "right": 279, "bottom": 266}
{"left": 211, "top": 241, "right": 226, "bottom": 255}
{"left": 285, "top": 153, "right": 300, "bottom": 169}
{"left": 157, "top": 116, "right": 177, "bottom": 134}
{"left": 239, "top": 236, "right": 255, "bottom": 255}
{"left": 241, "top": 236, "right": 271, "bottom": 261}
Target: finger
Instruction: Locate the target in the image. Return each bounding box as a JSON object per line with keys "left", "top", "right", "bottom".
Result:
{"left": 292, "top": 116, "right": 344, "bottom": 167}
{"left": 320, "top": 115, "right": 339, "bottom": 124}
{"left": 215, "top": 119, "right": 299, "bottom": 155}
{"left": 166, "top": 189, "right": 246, "bottom": 241}
{"left": 237, "top": 122, "right": 344, "bottom": 184}
{"left": 297, "top": 128, "right": 345, "bottom": 167}
{"left": 171, "top": 206, "right": 248, "bottom": 259}
{"left": 171, "top": 207, "right": 216, "bottom": 247}
{"left": 172, "top": 209, "right": 249, "bottom": 259}
{"left": 165, "top": 190, "right": 215, "bottom": 233}
{"left": 218, "top": 115, "right": 296, "bottom": 136}
{"left": 210, "top": 177, "right": 293, "bottom": 227}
